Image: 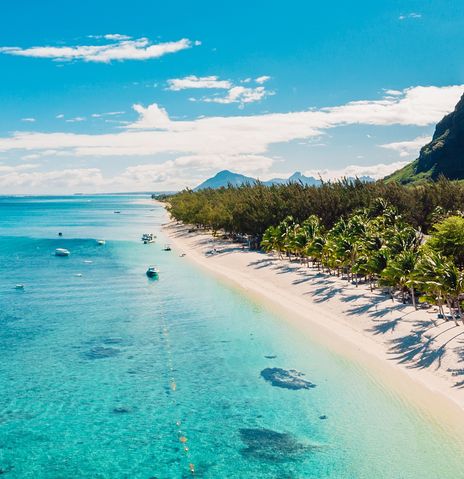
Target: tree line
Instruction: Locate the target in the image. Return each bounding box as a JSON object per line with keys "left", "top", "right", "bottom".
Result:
{"left": 165, "top": 178, "right": 464, "bottom": 320}
{"left": 166, "top": 177, "right": 464, "bottom": 235}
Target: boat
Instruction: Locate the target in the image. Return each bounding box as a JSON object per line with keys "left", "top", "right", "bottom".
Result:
{"left": 142, "top": 233, "right": 156, "bottom": 244}
{"left": 97, "top": 239, "right": 106, "bottom": 245}
{"left": 114, "top": 211, "right": 121, "bottom": 214}
{"left": 146, "top": 266, "right": 159, "bottom": 278}
{"left": 55, "top": 248, "right": 70, "bottom": 257}
{"left": 15, "top": 284, "right": 24, "bottom": 290}
{"left": 163, "top": 244, "right": 172, "bottom": 251}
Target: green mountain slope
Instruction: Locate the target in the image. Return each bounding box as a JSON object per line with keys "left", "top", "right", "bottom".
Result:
{"left": 388, "top": 92, "right": 464, "bottom": 184}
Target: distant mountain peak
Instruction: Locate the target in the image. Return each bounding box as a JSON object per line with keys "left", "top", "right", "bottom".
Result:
{"left": 193, "top": 170, "right": 255, "bottom": 190}
{"left": 194, "top": 170, "right": 373, "bottom": 190}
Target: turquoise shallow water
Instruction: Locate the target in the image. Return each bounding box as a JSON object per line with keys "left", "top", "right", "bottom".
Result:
{"left": 1, "top": 196, "right": 464, "bottom": 478}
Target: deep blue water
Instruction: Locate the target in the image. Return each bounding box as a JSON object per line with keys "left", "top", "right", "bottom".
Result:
{"left": 1, "top": 195, "right": 464, "bottom": 478}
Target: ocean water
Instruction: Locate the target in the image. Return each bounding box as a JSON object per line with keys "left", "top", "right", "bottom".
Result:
{"left": 1, "top": 195, "right": 464, "bottom": 478}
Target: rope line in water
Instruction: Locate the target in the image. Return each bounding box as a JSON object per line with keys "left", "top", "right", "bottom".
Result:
{"left": 160, "top": 320, "right": 196, "bottom": 477}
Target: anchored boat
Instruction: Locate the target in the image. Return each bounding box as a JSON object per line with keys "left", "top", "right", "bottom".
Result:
{"left": 142, "top": 233, "right": 156, "bottom": 244}
{"left": 55, "top": 248, "right": 70, "bottom": 257}
{"left": 146, "top": 266, "right": 159, "bottom": 278}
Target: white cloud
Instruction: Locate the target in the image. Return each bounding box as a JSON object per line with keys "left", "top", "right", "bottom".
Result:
{"left": 21, "top": 117, "right": 36, "bottom": 122}
{"left": 169, "top": 74, "right": 273, "bottom": 106}
{"left": 103, "top": 34, "right": 132, "bottom": 41}
{"left": 202, "top": 86, "right": 272, "bottom": 107}
{"left": 0, "top": 36, "right": 197, "bottom": 63}
{"left": 379, "top": 135, "right": 431, "bottom": 157}
{"left": 0, "top": 84, "right": 462, "bottom": 192}
{"left": 305, "top": 161, "right": 410, "bottom": 181}
{"left": 399, "top": 12, "right": 422, "bottom": 20}
{"left": 65, "top": 116, "right": 86, "bottom": 123}
{"left": 21, "top": 153, "right": 41, "bottom": 160}
{"left": 91, "top": 111, "right": 125, "bottom": 118}
{"left": 255, "top": 75, "right": 271, "bottom": 84}
{"left": 0, "top": 157, "right": 406, "bottom": 194}
{"left": 384, "top": 89, "right": 402, "bottom": 96}
{"left": 0, "top": 166, "right": 106, "bottom": 192}
{"left": 0, "top": 153, "right": 273, "bottom": 193}
{"left": 0, "top": 85, "right": 461, "bottom": 162}
{"left": 0, "top": 163, "right": 39, "bottom": 173}
{"left": 167, "top": 75, "right": 232, "bottom": 90}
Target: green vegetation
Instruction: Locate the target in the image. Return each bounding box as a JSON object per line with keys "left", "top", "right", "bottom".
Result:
{"left": 167, "top": 177, "right": 464, "bottom": 234}
{"left": 386, "top": 92, "right": 464, "bottom": 184}
{"left": 166, "top": 179, "right": 464, "bottom": 320}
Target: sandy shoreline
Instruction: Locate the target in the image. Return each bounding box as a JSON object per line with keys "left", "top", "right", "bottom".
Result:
{"left": 163, "top": 220, "right": 464, "bottom": 427}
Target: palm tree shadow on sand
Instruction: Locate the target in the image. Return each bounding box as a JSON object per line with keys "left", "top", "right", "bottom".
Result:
{"left": 245, "top": 254, "right": 464, "bottom": 388}
{"left": 448, "top": 339, "right": 464, "bottom": 388}
{"left": 388, "top": 324, "right": 464, "bottom": 373}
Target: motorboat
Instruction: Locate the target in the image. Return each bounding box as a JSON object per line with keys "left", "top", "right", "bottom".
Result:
{"left": 114, "top": 211, "right": 121, "bottom": 214}
{"left": 97, "top": 239, "right": 106, "bottom": 245}
{"left": 146, "top": 266, "right": 159, "bottom": 278}
{"left": 163, "top": 244, "right": 172, "bottom": 251}
{"left": 55, "top": 248, "right": 70, "bottom": 257}
{"left": 15, "top": 284, "right": 24, "bottom": 290}
{"left": 142, "top": 233, "right": 156, "bottom": 244}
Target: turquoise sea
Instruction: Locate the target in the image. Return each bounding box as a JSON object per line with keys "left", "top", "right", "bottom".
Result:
{"left": 1, "top": 195, "right": 464, "bottom": 478}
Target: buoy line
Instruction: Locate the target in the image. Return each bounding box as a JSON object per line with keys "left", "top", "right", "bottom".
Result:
{"left": 159, "top": 317, "right": 196, "bottom": 477}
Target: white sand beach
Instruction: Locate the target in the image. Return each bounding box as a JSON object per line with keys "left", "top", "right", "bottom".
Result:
{"left": 164, "top": 220, "right": 464, "bottom": 425}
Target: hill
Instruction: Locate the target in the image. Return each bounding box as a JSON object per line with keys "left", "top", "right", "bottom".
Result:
{"left": 388, "top": 92, "right": 464, "bottom": 184}
{"left": 194, "top": 170, "right": 256, "bottom": 190}
{"left": 194, "top": 170, "right": 375, "bottom": 190}
{"left": 262, "top": 171, "right": 321, "bottom": 187}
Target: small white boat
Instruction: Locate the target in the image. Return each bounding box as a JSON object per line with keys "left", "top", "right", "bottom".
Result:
{"left": 15, "top": 284, "right": 25, "bottom": 290}
{"left": 146, "top": 266, "right": 159, "bottom": 278}
{"left": 163, "top": 244, "right": 172, "bottom": 251}
{"left": 55, "top": 248, "right": 70, "bottom": 257}
{"left": 97, "top": 239, "right": 106, "bottom": 245}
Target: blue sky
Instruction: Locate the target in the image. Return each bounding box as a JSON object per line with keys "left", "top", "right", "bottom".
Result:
{"left": 0, "top": 0, "right": 463, "bottom": 193}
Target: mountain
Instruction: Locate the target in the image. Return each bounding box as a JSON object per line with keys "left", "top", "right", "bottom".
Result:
{"left": 263, "top": 171, "right": 321, "bottom": 187}
{"left": 388, "top": 92, "right": 464, "bottom": 184}
{"left": 194, "top": 170, "right": 255, "bottom": 190}
{"left": 194, "top": 170, "right": 322, "bottom": 190}
{"left": 194, "top": 170, "right": 374, "bottom": 190}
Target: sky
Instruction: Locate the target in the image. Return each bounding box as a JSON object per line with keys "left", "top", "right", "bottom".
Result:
{"left": 0, "top": 0, "right": 463, "bottom": 193}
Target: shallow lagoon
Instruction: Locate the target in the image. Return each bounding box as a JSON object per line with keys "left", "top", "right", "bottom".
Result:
{"left": 1, "top": 196, "right": 464, "bottom": 478}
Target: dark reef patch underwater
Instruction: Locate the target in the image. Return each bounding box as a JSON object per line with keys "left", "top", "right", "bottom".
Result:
{"left": 239, "top": 428, "right": 316, "bottom": 462}
{"left": 83, "top": 346, "right": 121, "bottom": 360}
{"left": 260, "top": 367, "right": 316, "bottom": 390}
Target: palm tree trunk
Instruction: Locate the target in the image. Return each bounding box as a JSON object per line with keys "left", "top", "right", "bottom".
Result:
{"left": 410, "top": 287, "right": 417, "bottom": 310}
{"left": 447, "top": 299, "right": 458, "bottom": 326}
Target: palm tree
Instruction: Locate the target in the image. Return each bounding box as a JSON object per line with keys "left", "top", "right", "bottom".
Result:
{"left": 380, "top": 250, "right": 419, "bottom": 306}
{"left": 441, "top": 263, "right": 464, "bottom": 326}
{"left": 261, "top": 225, "right": 285, "bottom": 258}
